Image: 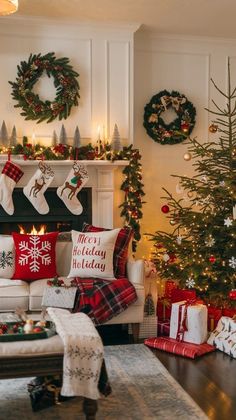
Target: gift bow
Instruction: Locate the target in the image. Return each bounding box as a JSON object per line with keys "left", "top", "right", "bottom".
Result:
{"left": 160, "top": 95, "right": 186, "bottom": 112}
{"left": 176, "top": 299, "right": 200, "bottom": 341}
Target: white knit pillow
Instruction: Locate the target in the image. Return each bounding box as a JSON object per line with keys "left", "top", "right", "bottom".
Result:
{"left": 68, "top": 229, "right": 120, "bottom": 279}
{"left": 0, "top": 235, "right": 15, "bottom": 279}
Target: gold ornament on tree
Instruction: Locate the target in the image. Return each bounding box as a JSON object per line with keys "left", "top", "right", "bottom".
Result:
{"left": 209, "top": 123, "right": 218, "bottom": 133}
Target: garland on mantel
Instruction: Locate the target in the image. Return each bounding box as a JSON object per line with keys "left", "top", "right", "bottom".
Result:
{"left": 1, "top": 139, "right": 145, "bottom": 252}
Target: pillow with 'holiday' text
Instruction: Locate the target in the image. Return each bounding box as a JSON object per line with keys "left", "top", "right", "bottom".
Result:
{"left": 12, "top": 232, "right": 58, "bottom": 281}
{"left": 68, "top": 229, "right": 120, "bottom": 279}
{"left": 82, "top": 223, "right": 133, "bottom": 278}
{"left": 0, "top": 235, "right": 15, "bottom": 279}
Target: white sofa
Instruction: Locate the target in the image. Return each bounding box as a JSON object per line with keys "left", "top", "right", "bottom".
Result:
{"left": 0, "top": 238, "right": 145, "bottom": 336}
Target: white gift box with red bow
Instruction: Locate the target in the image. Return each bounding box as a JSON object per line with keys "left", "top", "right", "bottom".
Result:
{"left": 169, "top": 300, "right": 208, "bottom": 344}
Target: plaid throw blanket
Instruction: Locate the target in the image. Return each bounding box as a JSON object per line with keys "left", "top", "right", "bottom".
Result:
{"left": 72, "top": 278, "right": 137, "bottom": 325}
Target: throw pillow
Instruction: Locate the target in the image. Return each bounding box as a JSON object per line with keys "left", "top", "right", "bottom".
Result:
{"left": 82, "top": 223, "right": 133, "bottom": 278}
{"left": 12, "top": 231, "right": 58, "bottom": 281}
{"left": 144, "top": 337, "right": 215, "bottom": 359}
{"left": 0, "top": 235, "right": 15, "bottom": 278}
{"left": 68, "top": 229, "right": 120, "bottom": 279}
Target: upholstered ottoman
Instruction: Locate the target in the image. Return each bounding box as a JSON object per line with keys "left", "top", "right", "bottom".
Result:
{"left": 0, "top": 315, "right": 104, "bottom": 420}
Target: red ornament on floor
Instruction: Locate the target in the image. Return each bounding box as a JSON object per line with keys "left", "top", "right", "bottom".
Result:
{"left": 161, "top": 205, "right": 170, "bottom": 214}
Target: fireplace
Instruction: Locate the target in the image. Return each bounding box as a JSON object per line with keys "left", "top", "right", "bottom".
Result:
{"left": 0, "top": 187, "right": 92, "bottom": 235}
{"left": 0, "top": 159, "right": 128, "bottom": 234}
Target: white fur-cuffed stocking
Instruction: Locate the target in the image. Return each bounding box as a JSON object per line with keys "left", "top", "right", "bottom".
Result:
{"left": 0, "top": 160, "right": 24, "bottom": 215}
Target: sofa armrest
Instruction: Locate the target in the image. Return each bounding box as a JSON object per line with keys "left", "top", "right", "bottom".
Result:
{"left": 126, "top": 258, "right": 144, "bottom": 286}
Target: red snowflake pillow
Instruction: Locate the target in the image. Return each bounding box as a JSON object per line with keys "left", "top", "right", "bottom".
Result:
{"left": 12, "top": 232, "right": 58, "bottom": 281}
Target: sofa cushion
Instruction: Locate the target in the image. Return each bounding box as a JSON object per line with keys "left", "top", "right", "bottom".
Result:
{"left": 68, "top": 229, "right": 120, "bottom": 279}
{"left": 0, "top": 278, "right": 29, "bottom": 312}
{"left": 0, "top": 235, "right": 15, "bottom": 279}
{"left": 83, "top": 223, "right": 133, "bottom": 278}
{"left": 12, "top": 232, "right": 58, "bottom": 281}
{"left": 29, "top": 277, "right": 144, "bottom": 312}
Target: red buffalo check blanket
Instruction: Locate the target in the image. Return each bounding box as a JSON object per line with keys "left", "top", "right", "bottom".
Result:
{"left": 72, "top": 277, "right": 137, "bottom": 325}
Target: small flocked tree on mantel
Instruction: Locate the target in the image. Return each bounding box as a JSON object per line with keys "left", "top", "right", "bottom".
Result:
{"left": 148, "top": 60, "right": 236, "bottom": 302}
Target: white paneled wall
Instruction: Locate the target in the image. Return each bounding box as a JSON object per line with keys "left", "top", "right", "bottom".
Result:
{"left": 1, "top": 17, "right": 236, "bottom": 255}
{"left": 134, "top": 30, "right": 236, "bottom": 258}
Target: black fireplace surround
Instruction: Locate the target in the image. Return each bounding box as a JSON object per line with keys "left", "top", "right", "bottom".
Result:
{"left": 0, "top": 187, "right": 92, "bottom": 235}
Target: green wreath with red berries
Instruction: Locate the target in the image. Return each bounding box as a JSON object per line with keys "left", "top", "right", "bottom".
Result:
{"left": 9, "top": 52, "right": 80, "bottom": 124}
{"left": 143, "top": 90, "right": 196, "bottom": 145}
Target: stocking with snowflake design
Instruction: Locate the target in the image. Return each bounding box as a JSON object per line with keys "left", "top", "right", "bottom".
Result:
{"left": 0, "top": 160, "right": 24, "bottom": 215}
{"left": 23, "top": 161, "right": 54, "bottom": 215}
{"left": 57, "top": 162, "right": 89, "bottom": 215}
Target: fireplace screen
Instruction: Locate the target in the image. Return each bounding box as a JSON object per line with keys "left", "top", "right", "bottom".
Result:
{"left": 0, "top": 187, "right": 92, "bottom": 235}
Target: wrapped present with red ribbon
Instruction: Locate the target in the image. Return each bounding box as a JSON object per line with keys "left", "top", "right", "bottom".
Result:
{"left": 164, "top": 280, "right": 178, "bottom": 299}
{"left": 157, "top": 320, "right": 170, "bottom": 336}
{"left": 207, "top": 306, "right": 222, "bottom": 331}
{"left": 156, "top": 297, "right": 172, "bottom": 320}
{"left": 170, "top": 300, "right": 208, "bottom": 344}
{"left": 171, "top": 288, "right": 197, "bottom": 303}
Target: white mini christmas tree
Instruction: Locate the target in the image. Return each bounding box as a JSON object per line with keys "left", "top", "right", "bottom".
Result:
{"left": 59, "top": 124, "right": 67, "bottom": 145}
{"left": 0, "top": 121, "right": 9, "bottom": 147}
{"left": 10, "top": 126, "right": 17, "bottom": 147}
{"left": 73, "top": 126, "right": 81, "bottom": 148}
{"left": 111, "top": 123, "right": 122, "bottom": 152}
{"left": 52, "top": 130, "right": 58, "bottom": 147}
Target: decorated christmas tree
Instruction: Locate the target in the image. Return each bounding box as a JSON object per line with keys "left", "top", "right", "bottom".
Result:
{"left": 148, "top": 61, "right": 236, "bottom": 301}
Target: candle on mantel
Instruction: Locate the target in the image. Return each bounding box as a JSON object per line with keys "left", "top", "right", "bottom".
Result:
{"left": 97, "top": 126, "right": 101, "bottom": 154}
{"left": 102, "top": 125, "right": 106, "bottom": 148}
{"left": 32, "top": 132, "right": 36, "bottom": 147}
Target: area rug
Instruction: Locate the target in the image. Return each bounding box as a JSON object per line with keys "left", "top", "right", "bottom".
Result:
{"left": 0, "top": 344, "right": 208, "bottom": 420}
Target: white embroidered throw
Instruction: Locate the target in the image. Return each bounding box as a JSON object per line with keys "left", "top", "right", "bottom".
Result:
{"left": 47, "top": 308, "right": 104, "bottom": 399}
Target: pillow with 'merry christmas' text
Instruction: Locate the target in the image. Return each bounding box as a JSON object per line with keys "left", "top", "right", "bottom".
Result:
{"left": 68, "top": 229, "right": 120, "bottom": 279}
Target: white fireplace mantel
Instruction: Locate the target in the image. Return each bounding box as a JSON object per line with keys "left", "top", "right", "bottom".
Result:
{"left": 0, "top": 159, "right": 129, "bottom": 229}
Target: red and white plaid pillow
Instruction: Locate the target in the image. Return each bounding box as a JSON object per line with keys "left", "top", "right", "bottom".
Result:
{"left": 82, "top": 223, "right": 133, "bottom": 278}
{"left": 12, "top": 231, "right": 58, "bottom": 281}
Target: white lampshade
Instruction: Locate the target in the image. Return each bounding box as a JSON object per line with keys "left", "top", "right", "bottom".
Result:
{"left": 0, "top": 0, "right": 18, "bottom": 16}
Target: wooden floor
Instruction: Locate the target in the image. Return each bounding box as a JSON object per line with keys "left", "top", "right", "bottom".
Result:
{"left": 98, "top": 325, "right": 236, "bottom": 420}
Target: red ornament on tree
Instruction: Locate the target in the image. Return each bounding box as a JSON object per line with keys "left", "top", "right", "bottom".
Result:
{"left": 209, "top": 255, "right": 216, "bottom": 263}
{"left": 228, "top": 289, "right": 236, "bottom": 300}
{"left": 161, "top": 205, "right": 170, "bottom": 214}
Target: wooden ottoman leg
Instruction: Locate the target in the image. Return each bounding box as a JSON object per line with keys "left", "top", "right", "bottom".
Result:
{"left": 83, "top": 397, "right": 98, "bottom": 420}
{"left": 131, "top": 323, "right": 140, "bottom": 343}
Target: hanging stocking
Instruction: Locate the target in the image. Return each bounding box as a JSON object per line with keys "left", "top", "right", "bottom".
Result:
{"left": 0, "top": 160, "right": 24, "bottom": 215}
{"left": 23, "top": 161, "right": 54, "bottom": 215}
{"left": 57, "top": 162, "right": 89, "bottom": 215}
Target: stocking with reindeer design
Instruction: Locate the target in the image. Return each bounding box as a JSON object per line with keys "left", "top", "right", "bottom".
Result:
{"left": 23, "top": 161, "right": 54, "bottom": 214}
{"left": 57, "top": 162, "right": 89, "bottom": 215}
